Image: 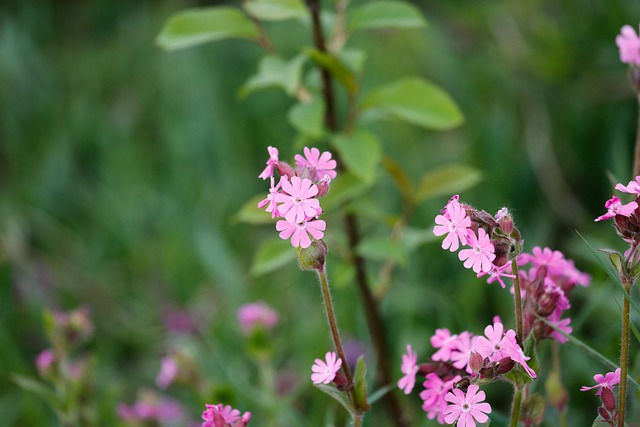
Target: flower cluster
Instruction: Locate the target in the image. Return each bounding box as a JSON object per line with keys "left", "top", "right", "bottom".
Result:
{"left": 237, "top": 301, "right": 279, "bottom": 334}
{"left": 202, "top": 404, "right": 251, "bottom": 427}
{"left": 595, "top": 176, "right": 640, "bottom": 256}
{"left": 258, "top": 146, "right": 336, "bottom": 248}
{"left": 580, "top": 368, "right": 621, "bottom": 426}
{"left": 616, "top": 24, "right": 640, "bottom": 67}
{"left": 398, "top": 320, "right": 536, "bottom": 426}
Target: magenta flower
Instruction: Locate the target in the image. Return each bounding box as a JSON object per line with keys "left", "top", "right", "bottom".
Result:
{"left": 615, "top": 176, "right": 640, "bottom": 194}
{"left": 477, "top": 262, "right": 516, "bottom": 289}
{"left": 397, "top": 344, "right": 418, "bottom": 394}
{"left": 548, "top": 310, "right": 572, "bottom": 343}
{"left": 458, "top": 228, "right": 496, "bottom": 273}
{"left": 503, "top": 330, "right": 537, "bottom": 379}
{"left": 237, "top": 301, "right": 279, "bottom": 334}
{"left": 202, "top": 403, "right": 251, "bottom": 427}
{"left": 443, "top": 384, "right": 492, "bottom": 427}
{"left": 156, "top": 355, "right": 178, "bottom": 389}
{"left": 474, "top": 322, "right": 509, "bottom": 361}
{"left": 430, "top": 328, "right": 458, "bottom": 361}
{"left": 295, "top": 147, "right": 337, "bottom": 180}
{"left": 450, "top": 332, "right": 476, "bottom": 372}
{"left": 616, "top": 25, "right": 640, "bottom": 66}
{"left": 258, "top": 177, "right": 284, "bottom": 218}
{"left": 595, "top": 196, "right": 638, "bottom": 222}
{"left": 433, "top": 200, "right": 471, "bottom": 252}
{"left": 258, "top": 146, "right": 279, "bottom": 180}
{"left": 275, "top": 176, "right": 321, "bottom": 224}
{"left": 311, "top": 351, "right": 342, "bottom": 384}
{"left": 36, "top": 349, "right": 55, "bottom": 375}
{"left": 420, "top": 373, "right": 461, "bottom": 424}
{"left": 276, "top": 218, "right": 326, "bottom": 248}
{"left": 580, "top": 368, "right": 621, "bottom": 395}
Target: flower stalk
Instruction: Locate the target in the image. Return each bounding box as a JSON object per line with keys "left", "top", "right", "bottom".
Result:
{"left": 617, "top": 277, "right": 632, "bottom": 427}
{"left": 509, "top": 386, "right": 523, "bottom": 427}
{"left": 511, "top": 259, "right": 524, "bottom": 344}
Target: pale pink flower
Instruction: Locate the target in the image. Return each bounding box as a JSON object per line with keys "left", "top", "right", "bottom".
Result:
{"left": 237, "top": 301, "right": 279, "bottom": 334}
{"left": 118, "top": 391, "right": 184, "bottom": 423}
{"left": 580, "top": 368, "right": 621, "bottom": 395}
{"left": 275, "top": 176, "right": 321, "bottom": 224}
{"left": 615, "top": 176, "right": 640, "bottom": 194}
{"left": 258, "top": 177, "right": 284, "bottom": 218}
{"left": 276, "top": 218, "right": 326, "bottom": 248}
{"left": 474, "top": 322, "right": 509, "bottom": 361}
{"left": 420, "top": 373, "right": 461, "bottom": 424}
{"left": 450, "top": 332, "right": 476, "bottom": 373}
{"left": 156, "top": 355, "right": 178, "bottom": 389}
{"left": 517, "top": 246, "right": 567, "bottom": 275}
{"left": 36, "top": 349, "right": 55, "bottom": 375}
{"left": 397, "top": 344, "right": 418, "bottom": 394}
{"left": 258, "top": 146, "right": 279, "bottom": 180}
{"left": 503, "top": 330, "right": 537, "bottom": 379}
{"left": 295, "top": 147, "right": 337, "bottom": 180}
{"left": 458, "top": 228, "right": 496, "bottom": 273}
{"left": 433, "top": 200, "right": 471, "bottom": 252}
{"left": 443, "top": 384, "right": 492, "bottom": 427}
{"left": 595, "top": 196, "right": 638, "bottom": 222}
{"left": 616, "top": 25, "right": 640, "bottom": 66}
{"left": 477, "top": 262, "right": 516, "bottom": 288}
{"left": 311, "top": 351, "right": 342, "bottom": 384}
{"left": 430, "top": 328, "right": 458, "bottom": 361}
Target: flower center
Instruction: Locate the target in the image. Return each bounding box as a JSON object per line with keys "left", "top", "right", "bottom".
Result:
{"left": 462, "top": 403, "right": 470, "bottom": 412}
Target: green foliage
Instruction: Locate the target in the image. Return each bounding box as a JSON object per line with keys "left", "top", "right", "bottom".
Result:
{"left": 250, "top": 238, "right": 296, "bottom": 277}
{"left": 241, "top": 54, "right": 307, "bottom": 97}
{"left": 332, "top": 130, "right": 382, "bottom": 184}
{"left": 415, "top": 163, "right": 483, "bottom": 203}
{"left": 243, "top": 0, "right": 308, "bottom": 21}
{"left": 348, "top": 1, "right": 427, "bottom": 32}
{"left": 288, "top": 98, "right": 325, "bottom": 139}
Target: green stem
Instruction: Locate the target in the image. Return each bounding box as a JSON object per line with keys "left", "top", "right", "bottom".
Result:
{"left": 353, "top": 413, "right": 364, "bottom": 427}
{"left": 509, "top": 386, "right": 522, "bottom": 427}
{"left": 511, "top": 259, "right": 524, "bottom": 343}
{"left": 617, "top": 278, "right": 631, "bottom": 427}
{"left": 633, "top": 93, "right": 640, "bottom": 178}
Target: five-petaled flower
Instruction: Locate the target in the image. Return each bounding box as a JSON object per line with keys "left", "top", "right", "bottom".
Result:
{"left": 397, "top": 344, "right": 418, "bottom": 394}
{"left": 433, "top": 200, "right": 471, "bottom": 252}
{"left": 276, "top": 176, "right": 321, "bottom": 224}
{"left": 458, "top": 228, "right": 496, "bottom": 274}
{"left": 295, "top": 147, "right": 337, "bottom": 180}
{"left": 311, "top": 351, "right": 342, "bottom": 385}
{"left": 580, "top": 368, "right": 621, "bottom": 396}
{"left": 595, "top": 196, "right": 638, "bottom": 222}
{"left": 276, "top": 218, "right": 326, "bottom": 249}
{"left": 443, "top": 384, "right": 492, "bottom": 427}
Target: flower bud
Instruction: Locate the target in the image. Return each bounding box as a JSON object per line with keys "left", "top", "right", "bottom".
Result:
{"left": 544, "top": 370, "right": 568, "bottom": 412}
{"left": 597, "top": 406, "right": 612, "bottom": 423}
{"left": 495, "top": 357, "right": 516, "bottom": 375}
{"left": 479, "top": 366, "right": 495, "bottom": 380}
{"left": 333, "top": 371, "right": 351, "bottom": 391}
{"left": 519, "top": 393, "right": 545, "bottom": 426}
{"left": 418, "top": 363, "right": 439, "bottom": 376}
{"left": 600, "top": 387, "right": 617, "bottom": 413}
{"left": 297, "top": 240, "right": 327, "bottom": 271}
{"left": 469, "top": 351, "right": 484, "bottom": 374}
{"left": 453, "top": 377, "right": 470, "bottom": 392}
{"left": 316, "top": 176, "right": 331, "bottom": 198}
{"left": 276, "top": 161, "right": 295, "bottom": 178}
{"left": 498, "top": 213, "right": 514, "bottom": 235}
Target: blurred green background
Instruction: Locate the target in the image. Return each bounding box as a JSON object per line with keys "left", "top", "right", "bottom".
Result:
{"left": 1, "top": 0, "right": 640, "bottom": 425}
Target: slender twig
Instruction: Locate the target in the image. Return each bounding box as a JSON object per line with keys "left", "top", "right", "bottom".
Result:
{"left": 511, "top": 259, "right": 524, "bottom": 344}
{"left": 617, "top": 277, "right": 632, "bottom": 427}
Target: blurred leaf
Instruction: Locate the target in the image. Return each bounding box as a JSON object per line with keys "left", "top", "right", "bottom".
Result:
{"left": 357, "top": 236, "right": 407, "bottom": 265}
{"left": 305, "top": 48, "right": 358, "bottom": 95}
{"left": 401, "top": 227, "right": 437, "bottom": 252}
{"left": 313, "top": 383, "right": 355, "bottom": 416}
{"left": 243, "top": 0, "right": 307, "bottom": 21}
{"left": 348, "top": 1, "right": 427, "bottom": 32}
{"left": 332, "top": 130, "right": 382, "bottom": 184}
{"left": 288, "top": 97, "right": 324, "bottom": 139}
{"left": 234, "top": 193, "right": 274, "bottom": 225}
{"left": 354, "top": 356, "right": 371, "bottom": 411}
{"left": 382, "top": 156, "right": 414, "bottom": 203}
{"left": 156, "top": 7, "right": 258, "bottom": 51}
{"left": 12, "top": 375, "right": 57, "bottom": 406}
{"left": 368, "top": 382, "right": 396, "bottom": 404}
{"left": 321, "top": 172, "right": 371, "bottom": 211}
{"left": 360, "top": 77, "right": 464, "bottom": 130}
{"left": 250, "top": 238, "right": 296, "bottom": 277}
{"left": 241, "top": 54, "right": 307, "bottom": 97}
{"left": 340, "top": 48, "right": 367, "bottom": 75}
{"left": 415, "top": 164, "right": 482, "bottom": 203}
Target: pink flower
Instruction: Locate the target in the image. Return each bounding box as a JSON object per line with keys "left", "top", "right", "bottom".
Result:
{"left": 295, "top": 147, "right": 337, "bottom": 180}
{"left": 36, "top": 349, "right": 55, "bottom": 375}
{"left": 275, "top": 176, "right": 321, "bottom": 224}
{"left": 477, "top": 262, "right": 516, "bottom": 289}
{"left": 615, "top": 176, "right": 640, "bottom": 194}
{"left": 443, "top": 384, "right": 492, "bottom": 427}
{"left": 258, "top": 177, "right": 284, "bottom": 218}
{"left": 420, "top": 373, "right": 461, "bottom": 424}
{"left": 237, "top": 301, "right": 279, "bottom": 334}
{"left": 595, "top": 196, "right": 638, "bottom": 222}
{"left": 398, "top": 344, "right": 418, "bottom": 394}
{"left": 258, "top": 146, "right": 279, "bottom": 180}
{"left": 450, "top": 332, "right": 476, "bottom": 373}
{"left": 580, "top": 368, "right": 621, "bottom": 395}
{"left": 474, "top": 322, "right": 509, "bottom": 361}
{"left": 156, "top": 356, "right": 178, "bottom": 389}
{"left": 118, "top": 391, "right": 184, "bottom": 423}
{"left": 433, "top": 200, "right": 471, "bottom": 252}
{"left": 458, "top": 228, "right": 496, "bottom": 273}
{"left": 276, "top": 218, "right": 326, "bottom": 248}
{"left": 616, "top": 25, "right": 640, "bottom": 66}
{"left": 202, "top": 403, "right": 251, "bottom": 427}
{"left": 503, "top": 330, "right": 537, "bottom": 379}
{"left": 430, "top": 328, "right": 458, "bottom": 361}
{"left": 311, "top": 351, "right": 342, "bottom": 384}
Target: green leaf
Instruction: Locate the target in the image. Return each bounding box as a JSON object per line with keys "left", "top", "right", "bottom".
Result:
{"left": 305, "top": 48, "right": 358, "bottom": 95}
{"left": 241, "top": 54, "right": 307, "bottom": 97}
{"left": 382, "top": 156, "right": 414, "bottom": 203}
{"left": 250, "top": 239, "right": 296, "bottom": 277}
{"left": 313, "top": 383, "right": 355, "bottom": 416}
{"left": 415, "top": 164, "right": 482, "bottom": 203}
{"left": 321, "top": 172, "right": 372, "bottom": 211}
{"left": 357, "top": 235, "right": 407, "bottom": 265}
{"left": 12, "top": 375, "right": 57, "bottom": 405}
{"left": 156, "top": 7, "right": 258, "bottom": 51}
{"left": 288, "top": 97, "right": 324, "bottom": 139}
{"left": 361, "top": 77, "right": 464, "bottom": 130}
{"left": 401, "top": 227, "right": 437, "bottom": 253}
{"left": 368, "top": 382, "right": 396, "bottom": 404}
{"left": 353, "top": 356, "right": 371, "bottom": 411}
{"left": 348, "top": 1, "right": 427, "bottom": 32}
{"left": 243, "top": 0, "right": 307, "bottom": 21}
{"left": 233, "top": 193, "right": 275, "bottom": 225}
{"left": 332, "top": 130, "right": 382, "bottom": 184}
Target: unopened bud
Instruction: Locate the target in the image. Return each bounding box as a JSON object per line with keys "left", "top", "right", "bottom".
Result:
{"left": 495, "top": 357, "right": 516, "bottom": 375}
{"left": 316, "top": 176, "right": 331, "bottom": 198}
{"left": 600, "top": 387, "right": 617, "bottom": 413}
{"left": 469, "top": 351, "right": 484, "bottom": 374}
{"left": 498, "top": 212, "right": 514, "bottom": 235}
{"left": 544, "top": 370, "right": 568, "bottom": 411}
{"left": 418, "top": 363, "right": 438, "bottom": 376}
{"left": 537, "top": 290, "right": 560, "bottom": 317}
{"left": 519, "top": 393, "right": 545, "bottom": 426}
{"left": 297, "top": 240, "right": 327, "bottom": 271}
{"left": 479, "top": 366, "right": 495, "bottom": 380}
{"left": 276, "top": 161, "right": 295, "bottom": 178}
{"left": 453, "top": 377, "right": 470, "bottom": 392}
{"left": 333, "top": 371, "right": 351, "bottom": 391}
{"left": 597, "top": 406, "right": 612, "bottom": 423}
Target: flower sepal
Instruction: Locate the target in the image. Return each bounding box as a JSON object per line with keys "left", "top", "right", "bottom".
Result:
{"left": 296, "top": 240, "right": 327, "bottom": 271}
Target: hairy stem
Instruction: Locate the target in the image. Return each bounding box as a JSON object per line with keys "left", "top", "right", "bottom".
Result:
{"left": 633, "top": 94, "right": 640, "bottom": 178}
{"left": 617, "top": 278, "right": 632, "bottom": 427}
{"left": 509, "top": 386, "right": 522, "bottom": 427}
{"left": 511, "top": 259, "right": 524, "bottom": 344}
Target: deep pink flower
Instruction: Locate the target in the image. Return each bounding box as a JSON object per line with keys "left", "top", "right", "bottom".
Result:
{"left": 202, "top": 403, "right": 251, "bottom": 427}
{"left": 458, "top": 229, "right": 496, "bottom": 273}
{"left": 503, "top": 330, "right": 537, "bottom": 379}
{"left": 36, "top": 349, "right": 55, "bottom": 375}
{"left": 433, "top": 200, "right": 471, "bottom": 252}
{"left": 276, "top": 218, "right": 326, "bottom": 248}
{"left": 430, "top": 328, "right": 458, "bottom": 361}
{"left": 595, "top": 196, "right": 638, "bottom": 222}
{"left": 616, "top": 25, "right": 640, "bottom": 66}
{"left": 443, "top": 384, "right": 492, "bottom": 427}
{"left": 477, "top": 262, "right": 516, "bottom": 288}
{"left": 420, "top": 373, "right": 461, "bottom": 424}
{"left": 615, "top": 176, "right": 640, "bottom": 194}
{"left": 237, "top": 301, "right": 279, "bottom": 334}
{"left": 547, "top": 309, "right": 572, "bottom": 343}
{"left": 398, "top": 344, "right": 418, "bottom": 394}
{"left": 258, "top": 146, "right": 279, "bottom": 180}
{"left": 311, "top": 352, "right": 342, "bottom": 384}
{"left": 276, "top": 176, "right": 321, "bottom": 224}
{"left": 295, "top": 147, "right": 337, "bottom": 180}
{"left": 580, "top": 368, "right": 621, "bottom": 395}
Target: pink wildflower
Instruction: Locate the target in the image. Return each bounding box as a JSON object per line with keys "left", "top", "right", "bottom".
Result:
{"left": 118, "top": 391, "right": 183, "bottom": 423}
{"left": 474, "top": 322, "right": 509, "bottom": 361}
{"left": 433, "top": 200, "right": 472, "bottom": 252}
{"left": 295, "top": 147, "right": 337, "bottom": 180}
{"left": 458, "top": 228, "right": 496, "bottom": 273}
{"left": 237, "top": 301, "right": 279, "bottom": 334}
{"left": 443, "top": 384, "right": 492, "bottom": 427}
{"left": 503, "top": 330, "right": 537, "bottom": 379}
{"left": 420, "top": 373, "right": 461, "bottom": 424}
{"left": 258, "top": 146, "right": 279, "bottom": 180}
{"left": 595, "top": 196, "right": 638, "bottom": 222}
{"left": 430, "top": 328, "right": 458, "bottom": 361}
{"left": 311, "top": 352, "right": 342, "bottom": 385}
{"left": 548, "top": 310, "right": 572, "bottom": 343}
{"left": 202, "top": 403, "right": 251, "bottom": 427}
{"left": 450, "top": 332, "right": 476, "bottom": 373}
{"left": 616, "top": 25, "right": 640, "bottom": 66}
{"left": 156, "top": 355, "right": 178, "bottom": 389}
{"left": 477, "top": 262, "right": 516, "bottom": 288}
{"left": 398, "top": 344, "right": 418, "bottom": 394}
{"left": 615, "top": 176, "right": 640, "bottom": 194}
{"left": 36, "top": 349, "right": 55, "bottom": 375}
{"left": 275, "top": 217, "right": 326, "bottom": 248}
{"left": 580, "top": 368, "right": 621, "bottom": 395}
{"left": 276, "top": 176, "right": 321, "bottom": 224}
{"left": 258, "top": 177, "right": 284, "bottom": 218}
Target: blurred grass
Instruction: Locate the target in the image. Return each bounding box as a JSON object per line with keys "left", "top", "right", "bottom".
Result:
{"left": 1, "top": 0, "right": 640, "bottom": 425}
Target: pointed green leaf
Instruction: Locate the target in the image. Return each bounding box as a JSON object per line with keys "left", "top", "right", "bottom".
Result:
{"left": 313, "top": 383, "right": 356, "bottom": 416}
{"left": 415, "top": 164, "right": 482, "bottom": 203}
{"left": 288, "top": 98, "right": 324, "bottom": 139}
{"left": 348, "top": 1, "right": 427, "bottom": 32}
{"left": 250, "top": 238, "right": 296, "bottom": 277}
{"left": 332, "top": 130, "right": 382, "bottom": 184}
{"left": 357, "top": 235, "right": 407, "bottom": 265}
{"left": 243, "top": 0, "right": 307, "bottom": 21}
{"left": 12, "top": 375, "right": 57, "bottom": 405}
{"left": 353, "top": 356, "right": 371, "bottom": 411}
{"left": 608, "top": 251, "right": 624, "bottom": 276}
{"left": 156, "top": 7, "right": 259, "bottom": 51}
{"left": 234, "top": 193, "right": 275, "bottom": 225}
{"left": 305, "top": 48, "right": 358, "bottom": 95}
{"left": 361, "top": 77, "right": 463, "bottom": 130}
{"left": 241, "top": 54, "right": 307, "bottom": 97}
{"left": 368, "top": 382, "right": 396, "bottom": 404}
